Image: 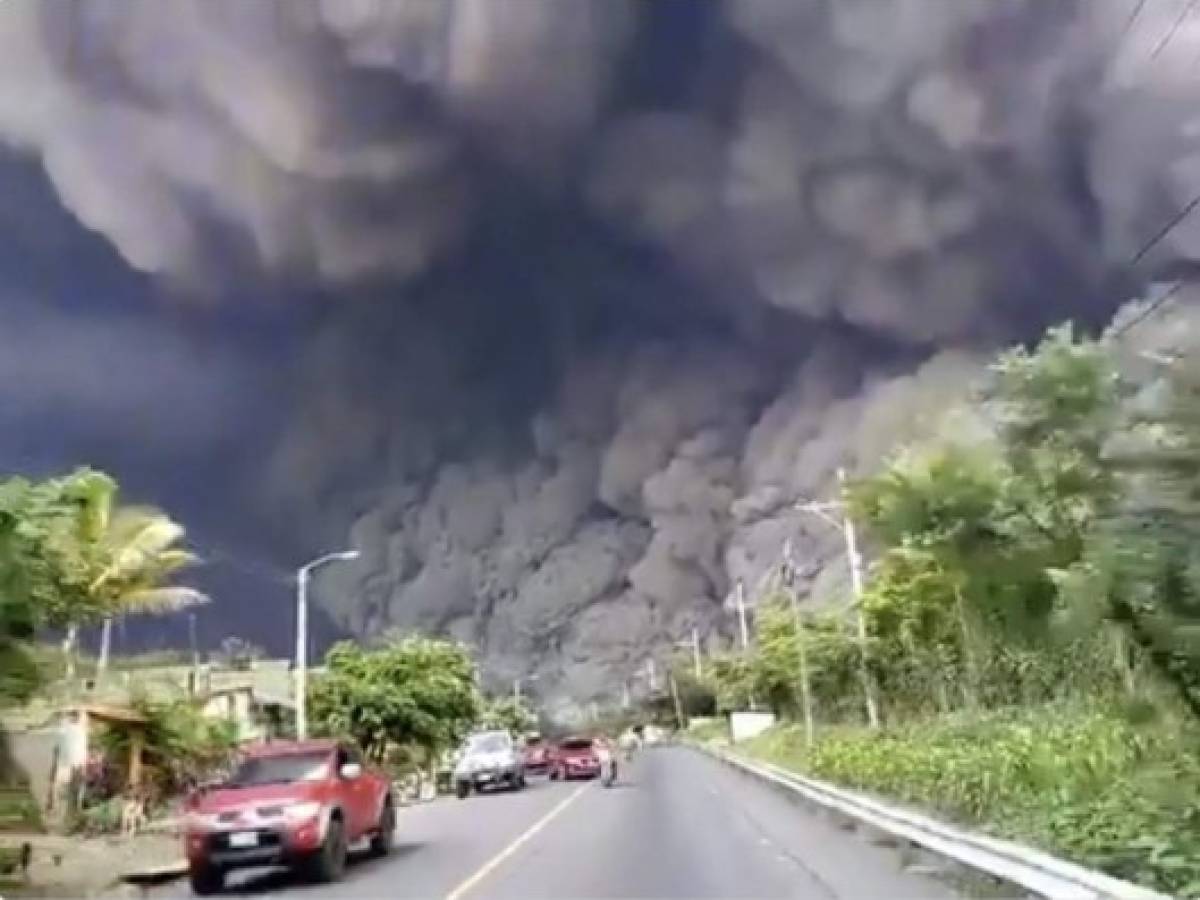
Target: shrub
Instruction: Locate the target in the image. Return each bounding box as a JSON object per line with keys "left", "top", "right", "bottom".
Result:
{"left": 744, "top": 705, "right": 1200, "bottom": 898}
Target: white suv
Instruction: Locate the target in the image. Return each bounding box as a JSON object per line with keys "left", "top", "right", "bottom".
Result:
{"left": 453, "top": 731, "right": 526, "bottom": 798}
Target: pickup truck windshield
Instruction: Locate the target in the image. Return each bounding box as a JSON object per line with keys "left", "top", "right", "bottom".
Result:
{"left": 467, "top": 733, "right": 510, "bottom": 754}
{"left": 226, "top": 751, "right": 329, "bottom": 787}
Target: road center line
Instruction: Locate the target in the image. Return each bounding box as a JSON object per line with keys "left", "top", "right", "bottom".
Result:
{"left": 444, "top": 783, "right": 590, "bottom": 900}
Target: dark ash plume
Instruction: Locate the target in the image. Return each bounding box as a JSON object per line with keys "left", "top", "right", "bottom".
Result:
{"left": 4, "top": 0, "right": 1200, "bottom": 711}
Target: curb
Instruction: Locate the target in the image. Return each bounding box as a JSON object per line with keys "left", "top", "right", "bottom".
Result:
{"left": 119, "top": 860, "right": 189, "bottom": 892}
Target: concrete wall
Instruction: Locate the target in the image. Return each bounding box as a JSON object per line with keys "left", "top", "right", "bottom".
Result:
{"left": 729, "top": 711, "right": 776, "bottom": 743}
{"left": 7, "top": 727, "right": 57, "bottom": 814}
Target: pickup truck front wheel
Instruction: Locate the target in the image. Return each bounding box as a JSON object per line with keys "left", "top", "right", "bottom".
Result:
{"left": 303, "top": 816, "right": 347, "bottom": 883}
{"left": 369, "top": 801, "right": 395, "bottom": 857}
{"left": 189, "top": 866, "right": 223, "bottom": 896}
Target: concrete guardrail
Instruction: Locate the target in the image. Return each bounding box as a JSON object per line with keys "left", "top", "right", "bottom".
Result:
{"left": 698, "top": 744, "right": 1171, "bottom": 900}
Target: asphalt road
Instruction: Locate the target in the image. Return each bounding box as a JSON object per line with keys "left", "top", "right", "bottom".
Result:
{"left": 161, "top": 746, "right": 962, "bottom": 899}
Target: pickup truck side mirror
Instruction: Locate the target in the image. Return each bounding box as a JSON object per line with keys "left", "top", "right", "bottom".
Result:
{"left": 340, "top": 762, "right": 363, "bottom": 780}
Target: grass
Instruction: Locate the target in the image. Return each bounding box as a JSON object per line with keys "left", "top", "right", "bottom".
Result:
{"left": 685, "top": 717, "right": 728, "bottom": 745}
{"left": 734, "top": 703, "right": 1200, "bottom": 898}
{"left": 0, "top": 788, "right": 40, "bottom": 834}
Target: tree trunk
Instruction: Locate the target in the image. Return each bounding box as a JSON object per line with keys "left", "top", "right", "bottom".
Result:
{"left": 62, "top": 624, "right": 78, "bottom": 680}
{"left": 97, "top": 618, "right": 113, "bottom": 679}
{"left": 1110, "top": 625, "right": 1137, "bottom": 697}
{"left": 954, "top": 585, "right": 980, "bottom": 710}
{"left": 1112, "top": 599, "right": 1200, "bottom": 721}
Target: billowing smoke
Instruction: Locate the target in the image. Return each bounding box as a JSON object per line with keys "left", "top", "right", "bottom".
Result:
{"left": 4, "top": 0, "right": 1200, "bottom": 710}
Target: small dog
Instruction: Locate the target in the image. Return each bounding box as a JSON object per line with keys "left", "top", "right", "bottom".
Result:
{"left": 120, "top": 793, "right": 147, "bottom": 837}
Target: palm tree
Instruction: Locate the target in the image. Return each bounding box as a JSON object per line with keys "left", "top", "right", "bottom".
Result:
{"left": 90, "top": 505, "right": 209, "bottom": 676}
{"left": 56, "top": 471, "right": 207, "bottom": 678}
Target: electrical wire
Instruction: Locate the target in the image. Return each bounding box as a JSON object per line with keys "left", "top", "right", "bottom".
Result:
{"left": 1111, "top": 280, "right": 1185, "bottom": 338}
{"left": 1119, "top": 0, "right": 1151, "bottom": 46}
{"left": 1150, "top": 0, "right": 1200, "bottom": 58}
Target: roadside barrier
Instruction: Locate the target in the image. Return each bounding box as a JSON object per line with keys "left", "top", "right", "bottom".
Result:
{"left": 698, "top": 745, "right": 1171, "bottom": 900}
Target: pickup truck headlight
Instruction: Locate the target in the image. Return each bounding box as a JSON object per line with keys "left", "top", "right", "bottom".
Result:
{"left": 283, "top": 801, "right": 322, "bottom": 824}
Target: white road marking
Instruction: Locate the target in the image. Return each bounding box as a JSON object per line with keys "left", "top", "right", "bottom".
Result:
{"left": 443, "top": 784, "right": 590, "bottom": 900}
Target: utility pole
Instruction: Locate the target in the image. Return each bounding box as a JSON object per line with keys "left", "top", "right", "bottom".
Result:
{"left": 622, "top": 681, "right": 630, "bottom": 709}
{"left": 783, "top": 539, "right": 815, "bottom": 748}
{"left": 794, "top": 468, "right": 880, "bottom": 730}
{"left": 691, "top": 627, "right": 702, "bottom": 679}
{"left": 97, "top": 619, "right": 112, "bottom": 679}
{"left": 837, "top": 468, "right": 879, "bottom": 730}
{"left": 734, "top": 578, "right": 750, "bottom": 650}
{"left": 646, "top": 658, "right": 658, "bottom": 693}
{"left": 669, "top": 671, "right": 685, "bottom": 731}
{"left": 295, "top": 549, "right": 360, "bottom": 740}
{"left": 188, "top": 613, "right": 199, "bottom": 687}
{"left": 514, "top": 674, "right": 539, "bottom": 706}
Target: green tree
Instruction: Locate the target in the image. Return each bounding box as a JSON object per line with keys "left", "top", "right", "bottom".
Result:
{"left": 991, "top": 323, "right": 1121, "bottom": 555}
{"left": 706, "top": 651, "right": 757, "bottom": 714}
{"left": 308, "top": 635, "right": 482, "bottom": 762}
{"left": 0, "top": 468, "right": 205, "bottom": 670}
{"left": 479, "top": 695, "right": 536, "bottom": 735}
{"left": 1061, "top": 349, "right": 1200, "bottom": 719}
{"left": 98, "top": 695, "right": 238, "bottom": 798}
{"left": 0, "top": 483, "right": 41, "bottom": 707}
{"left": 0, "top": 471, "right": 98, "bottom": 629}
{"left": 851, "top": 442, "right": 1013, "bottom": 706}
{"left": 56, "top": 471, "right": 207, "bottom": 673}
{"left": 859, "top": 547, "right": 964, "bottom": 715}
{"left": 668, "top": 655, "right": 717, "bottom": 718}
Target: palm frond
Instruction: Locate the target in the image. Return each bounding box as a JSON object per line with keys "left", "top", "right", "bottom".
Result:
{"left": 118, "top": 587, "right": 210, "bottom": 614}
{"left": 92, "top": 514, "right": 188, "bottom": 590}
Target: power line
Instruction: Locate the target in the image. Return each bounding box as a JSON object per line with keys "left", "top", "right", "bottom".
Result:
{"left": 1119, "top": 0, "right": 1151, "bottom": 45}
{"left": 1150, "top": 0, "right": 1200, "bottom": 59}
{"left": 1110, "top": 186, "right": 1200, "bottom": 338}
{"left": 190, "top": 539, "right": 294, "bottom": 585}
{"left": 1130, "top": 191, "right": 1200, "bottom": 267}
{"left": 1111, "top": 280, "right": 1185, "bottom": 338}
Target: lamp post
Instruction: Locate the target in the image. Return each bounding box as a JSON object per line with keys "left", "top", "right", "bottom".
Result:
{"left": 794, "top": 468, "right": 880, "bottom": 729}
{"left": 295, "top": 550, "right": 359, "bottom": 740}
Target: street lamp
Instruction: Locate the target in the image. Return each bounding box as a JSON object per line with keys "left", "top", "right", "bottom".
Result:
{"left": 794, "top": 468, "right": 880, "bottom": 729}
{"left": 295, "top": 549, "right": 359, "bottom": 740}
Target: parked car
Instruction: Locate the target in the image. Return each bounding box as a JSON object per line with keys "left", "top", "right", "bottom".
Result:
{"left": 549, "top": 736, "right": 603, "bottom": 781}
{"left": 182, "top": 740, "right": 394, "bottom": 895}
{"left": 522, "top": 734, "right": 552, "bottom": 775}
{"left": 453, "top": 730, "right": 526, "bottom": 798}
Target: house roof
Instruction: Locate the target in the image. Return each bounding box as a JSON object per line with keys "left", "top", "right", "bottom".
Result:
{"left": 62, "top": 703, "right": 149, "bottom": 726}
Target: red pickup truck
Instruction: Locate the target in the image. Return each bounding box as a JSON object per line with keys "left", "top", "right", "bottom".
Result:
{"left": 548, "top": 736, "right": 604, "bottom": 780}
{"left": 183, "top": 740, "right": 394, "bottom": 895}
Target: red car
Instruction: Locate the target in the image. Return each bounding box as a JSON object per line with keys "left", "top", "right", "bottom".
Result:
{"left": 183, "top": 740, "right": 394, "bottom": 895}
{"left": 522, "top": 735, "right": 551, "bottom": 775}
{"left": 549, "top": 736, "right": 603, "bottom": 780}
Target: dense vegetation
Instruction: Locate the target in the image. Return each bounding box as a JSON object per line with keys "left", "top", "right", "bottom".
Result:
{"left": 307, "top": 634, "right": 539, "bottom": 778}
{"left": 0, "top": 468, "right": 204, "bottom": 705}
{"left": 690, "top": 320, "right": 1200, "bottom": 896}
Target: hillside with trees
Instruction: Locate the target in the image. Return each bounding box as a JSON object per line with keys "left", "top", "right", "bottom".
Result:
{"left": 690, "top": 304, "right": 1200, "bottom": 897}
